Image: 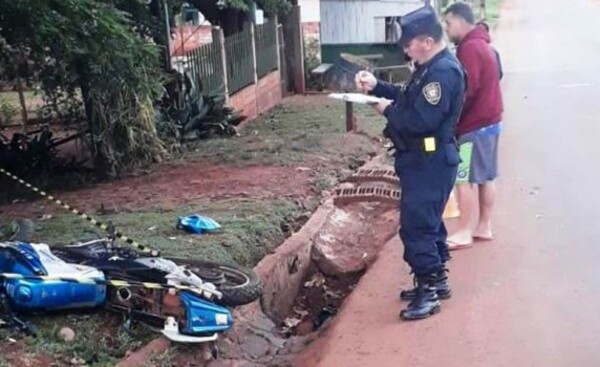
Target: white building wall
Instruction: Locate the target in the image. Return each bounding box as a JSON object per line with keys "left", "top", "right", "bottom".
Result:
{"left": 321, "top": 0, "right": 424, "bottom": 44}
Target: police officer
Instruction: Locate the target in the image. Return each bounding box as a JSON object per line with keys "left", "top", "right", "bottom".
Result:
{"left": 356, "top": 5, "right": 466, "bottom": 321}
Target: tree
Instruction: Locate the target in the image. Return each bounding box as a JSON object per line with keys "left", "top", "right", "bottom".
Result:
{"left": 0, "top": 0, "right": 168, "bottom": 178}
{"left": 188, "top": 0, "right": 291, "bottom": 36}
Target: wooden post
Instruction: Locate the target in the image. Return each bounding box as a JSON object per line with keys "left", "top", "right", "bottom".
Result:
{"left": 250, "top": 22, "right": 259, "bottom": 85}
{"left": 272, "top": 14, "right": 284, "bottom": 97}
{"left": 162, "top": 0, "right": 172, "bottom": 70}
{"left": 16, "top": 77, "right": 28, "bottom": 133}
{"left": 291, "top": 5, "right": 306, "bottom": 94}
{"left": 213, "top": 26, "right": 230, "bottom": 102}
{"left": 345, "top": 102, "right": 355, "bottom": 132}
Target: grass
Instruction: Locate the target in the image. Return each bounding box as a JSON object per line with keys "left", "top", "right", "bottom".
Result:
{"left": 0, "top": 91, "right": 40, "bottom": 126}
{"left": 485, "top": 0, "right": 501, "bottom": 29}
{"left": 32, "top": 198, "right": 308, "bottom": 269}
{"left": 182, "top": 99, "right": 385, "bottom": 168}
{"left": 0, "top": 91, "right": 37, "bottom": 107}
{"left": 0, "top": 311, "right": 154, "bottom": 367}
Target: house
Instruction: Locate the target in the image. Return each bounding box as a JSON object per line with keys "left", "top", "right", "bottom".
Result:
{"left": 319, "top": 0, "right": 438, "bottom": 66}
{"left": 299, "top": 0, "right": 321, "bottom": 40}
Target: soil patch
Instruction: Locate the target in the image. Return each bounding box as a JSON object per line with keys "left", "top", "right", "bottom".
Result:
{"left": 0, "top": 164, "right": 314, "bottom": 218}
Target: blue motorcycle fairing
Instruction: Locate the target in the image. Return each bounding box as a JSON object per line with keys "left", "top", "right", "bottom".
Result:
{"left": 1, "top": 242, "right": 106, "bottom": 310}
{"left": 180, "top": 291, "right": 233, "bottom": 335}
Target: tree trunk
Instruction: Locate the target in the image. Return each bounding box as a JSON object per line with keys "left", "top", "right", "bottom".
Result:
{"left": 16, "top": 78, "right": 28, "bottom": 134}
{"left": 79, "top": 81, "right": 112, "bottom": 180}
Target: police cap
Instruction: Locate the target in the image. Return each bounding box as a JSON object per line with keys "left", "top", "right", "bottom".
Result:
{"left": 398, "top": 5, "right": 443, "bottom": 46}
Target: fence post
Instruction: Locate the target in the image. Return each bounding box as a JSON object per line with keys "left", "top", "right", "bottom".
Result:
{"left": 290, "top": 5, "right": 306, "bottom": 94}
{"left": 213, "top": 26, "right": 230, "bottom": 102}
{"left": 250, "top": 22, "right": 259, "bottom": 85}
{"left": 273, "top": 15, "right": 282, "bottom": 75}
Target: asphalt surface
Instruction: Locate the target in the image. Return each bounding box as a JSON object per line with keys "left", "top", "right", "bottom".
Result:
{"left": 296, "top": 0, "right": 600, "bottom": 365}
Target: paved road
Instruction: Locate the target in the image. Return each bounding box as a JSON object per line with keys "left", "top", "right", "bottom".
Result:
{"left": 296, "top": 0, "right": 600, "bottom": 365}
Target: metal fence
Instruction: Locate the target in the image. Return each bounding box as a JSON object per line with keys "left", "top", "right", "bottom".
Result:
{"left": 178, "top": 23, "right": 279, "bottom": 97}
{"left": 224, "top": 28, "right": 255, "bottom": 94}
{"left": 255, "top": 21, "right": 279, "bottom": 78}
{"left": 182, "top": 41, "right": 225, "bottom": 97}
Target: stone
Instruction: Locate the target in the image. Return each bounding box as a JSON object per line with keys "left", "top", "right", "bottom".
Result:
{"left": 311, "top": 206, "right": 397, "bottom": 277}
{"left": 58, "top": 327, "right": 75, "bottom": 343}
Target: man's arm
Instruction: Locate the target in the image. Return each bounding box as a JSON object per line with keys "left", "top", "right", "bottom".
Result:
{"left": 457, "top": 43, "right": 482, "bottom": 113}
{"left": 493, "top": 47, "right": 503, "bottom": 80}
{"left": 382, "top": 70, "right": 453, "bottom": 135}
{"left": 371, "top": 80, "right": 400, "bottom": 101}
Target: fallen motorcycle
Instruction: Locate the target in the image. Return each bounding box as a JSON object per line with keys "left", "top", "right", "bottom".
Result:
{"left": 0, "top": 167, "right": 262, "bottom": 348}
{"left": 6, "top": 220, "right": 262, "bottom": 308}
{"left": 51, "top": 234, "right": 263, "bottom": 308}
{"left": 0, "top": 235, "right": 263, "bottom": 348}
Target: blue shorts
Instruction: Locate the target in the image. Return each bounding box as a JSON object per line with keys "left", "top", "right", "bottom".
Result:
{"left": 456, "top": 123, "right": 501, "bottom": 185}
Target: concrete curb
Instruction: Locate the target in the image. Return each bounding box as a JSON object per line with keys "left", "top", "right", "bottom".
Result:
{"left": 115, "top": 337, "right": 171, "bottom": 367}
{"left": 255, "top": 198, "right": 335, "bottom": 324}
{"left": 115, "top": 150, "right": 392, "bottom": 366}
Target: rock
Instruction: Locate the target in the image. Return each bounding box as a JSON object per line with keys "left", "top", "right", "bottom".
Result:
{"left": 69, "top": 357, "right": 86, "bottom": 366}
{"left": 58, "top": 327, "right": 75, "bottom": 343}
{"left": 311, "top": 206, "right": 397, "bottom": 277}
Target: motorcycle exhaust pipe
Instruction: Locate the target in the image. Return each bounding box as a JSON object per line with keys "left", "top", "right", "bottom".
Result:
{"left": 116, "top": 287, "right": 132, "bottom": 302}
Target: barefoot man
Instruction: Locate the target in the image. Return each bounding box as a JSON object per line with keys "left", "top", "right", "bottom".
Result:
{"left": 444, "top": 2, "right": 504, "bottom": 249}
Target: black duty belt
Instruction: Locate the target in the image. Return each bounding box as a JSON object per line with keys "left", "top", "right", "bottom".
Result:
{"left": 402, "top": 136, "right": 456, "bottom": 153}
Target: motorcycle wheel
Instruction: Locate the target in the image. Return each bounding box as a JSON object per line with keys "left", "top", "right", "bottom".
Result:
{"left": 166, "top": 257, "right": 262, "bottom": 307}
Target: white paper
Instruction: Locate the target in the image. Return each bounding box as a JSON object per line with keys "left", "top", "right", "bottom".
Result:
{"left": 328, "top": 93, "right": 381, "bottom": 105}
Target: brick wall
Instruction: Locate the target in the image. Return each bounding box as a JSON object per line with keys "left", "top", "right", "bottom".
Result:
{"left": 230, "top": 71, "right": 282, "bottom": 121}
{"left": 302, "top": 22, "right": 320, "bottom": 41}
{"left": 170, "top": 25, "right": 213, "bottom": 56}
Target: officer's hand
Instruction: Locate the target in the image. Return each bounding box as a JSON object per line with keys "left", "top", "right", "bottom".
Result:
{"left": 373, "top": 98, "right": 392, "bottom": 115}
{"left": 355, "top": 71, "right": 377, "bottom": 93}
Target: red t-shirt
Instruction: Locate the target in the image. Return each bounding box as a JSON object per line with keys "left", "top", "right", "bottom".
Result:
{"left": 455, "top": 25, "right": 504, "bottom": 136}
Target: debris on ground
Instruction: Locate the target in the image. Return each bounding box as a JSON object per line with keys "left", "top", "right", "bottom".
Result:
{"left": 176, "top": 214, "right": 222, "bottom": 234}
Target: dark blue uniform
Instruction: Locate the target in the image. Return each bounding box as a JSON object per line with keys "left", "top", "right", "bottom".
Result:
{"left": 372, "top": 49, "right": 466, "bottom": 277}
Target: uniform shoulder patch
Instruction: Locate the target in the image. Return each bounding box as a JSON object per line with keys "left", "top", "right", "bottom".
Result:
{"left": 422, "top": 82, "right": 441, "bottom": 105}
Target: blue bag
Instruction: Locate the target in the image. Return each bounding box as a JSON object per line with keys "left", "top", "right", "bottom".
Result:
{"left": 176, "top": 215, "right": 222, "bottom": 234}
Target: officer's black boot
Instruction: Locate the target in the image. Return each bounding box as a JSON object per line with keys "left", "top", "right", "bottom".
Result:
{"left": 399, "top": 269, "right": 451, "bottom": 301}
{"left": 399, "top": 274, "right": 441, "bottom": 321}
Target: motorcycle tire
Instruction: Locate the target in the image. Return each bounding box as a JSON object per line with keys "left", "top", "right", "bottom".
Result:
{"left": 166, "top": 257, "right": 262, "bottom": 307}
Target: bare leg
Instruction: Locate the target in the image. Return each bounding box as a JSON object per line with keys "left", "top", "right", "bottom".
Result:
{"left": 474, "top": 181, "right": 496, "bottom": 240}
{"left": 447, "top": 183, "right": 478, "bottom": 248}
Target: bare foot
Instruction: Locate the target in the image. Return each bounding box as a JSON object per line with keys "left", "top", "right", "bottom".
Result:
{"left": 447, "top": 233, "right": 473, "bottom": 250}
{"left": 473, "top": 224, "right": 494, "bottom": 241}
